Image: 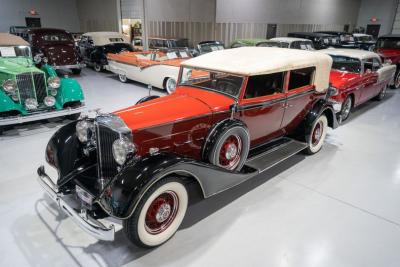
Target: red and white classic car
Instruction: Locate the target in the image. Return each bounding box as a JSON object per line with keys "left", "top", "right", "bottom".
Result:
{"left": 107, "top": 50, "right": 191, "bottom": 94}
{"left": 320, "top": 49, "right": 396, "bottom": 121}
{"left": 375, "top": 34, "right": 400, "bottom": 88}
{"left": 37, "top": 47, "right": 338, "bottom": 248}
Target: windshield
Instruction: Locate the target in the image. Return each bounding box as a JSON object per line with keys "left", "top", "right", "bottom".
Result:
{"left": 0, "top": 45, "right": 31, "bottom": 57}
{"left": 340, "top": 34, "right": 355, "bottom": 42}
{"left": 42, "top": 33, "right": 73, "bottom": 43}
{"left": 179, "top": 67, "right": 244, "bottom": 98}
{"left": 330, "top": 55, "right": 361, "bottom": 73}
{"left": 136, "top": 51, "right": 191, "bottom": 61}
{"left": 355, "top": 35, "right": 374, "bottom": 42}
{"left": 376, "top": 38, "right": 400, "bottom": 49}
{"left": 256, "top": 41, "right": 289, "bottom": 48}
{"left": 199, "top": 43, "right": 224, "bottom": 53}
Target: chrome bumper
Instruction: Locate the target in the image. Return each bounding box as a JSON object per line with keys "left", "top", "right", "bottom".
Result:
{"left": 0, "top": 106, "right": 85, "bottom": 126}
{"left": 36, "top": 165, "right": 115, "bottom": 241}
{"left": 53, "top": 63, "right": 86, "bottom": 70}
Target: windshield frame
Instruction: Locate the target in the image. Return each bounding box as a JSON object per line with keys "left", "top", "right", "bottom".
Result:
{"left": 177, "top": 66, "right": 245, "bottom": 99}
{"left": 0, "top": 45, "right": 32, "bottom": 58}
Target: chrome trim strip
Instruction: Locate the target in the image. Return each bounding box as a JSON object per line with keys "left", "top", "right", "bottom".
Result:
{"left": 52, "top": 64, "right": 86, "bottom": 70}
{"left": 0, "top": 105, "right": 85, "bottom": 126}
{"left": 37, "top": 166, "right": 115, "bottom": 241}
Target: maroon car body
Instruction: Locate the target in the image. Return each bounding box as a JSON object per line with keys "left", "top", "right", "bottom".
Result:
{"left": 27, "top": 28, "right": 84, "bottom": 74}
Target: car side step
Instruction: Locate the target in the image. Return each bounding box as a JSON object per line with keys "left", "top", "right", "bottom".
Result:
{"left": 245, "top": 139, "right": 308, "bottom": 173}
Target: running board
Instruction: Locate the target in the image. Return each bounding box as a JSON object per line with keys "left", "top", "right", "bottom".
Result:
{"left": 245, "top": 138, "right": 308, "bottom": 173}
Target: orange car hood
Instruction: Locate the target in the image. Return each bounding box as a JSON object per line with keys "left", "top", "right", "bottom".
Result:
{"left": 114, "top": 87, "right": 234, "bottom": 131}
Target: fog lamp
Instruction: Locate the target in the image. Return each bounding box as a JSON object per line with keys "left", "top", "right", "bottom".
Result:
{"left": 50, "top": 88, "right": 57, "bottom": 96}
{"left": 44, "top": 96, "right": 56, "bottom": 107}
{"left": 25, "top": 98, "right": 38, "bottom": 110}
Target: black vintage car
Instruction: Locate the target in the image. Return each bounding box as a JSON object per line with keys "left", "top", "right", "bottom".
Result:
{"left": 315, "top": 31, "right": 358, "bottom": 48}
{"left": 353, "top": 33, "right": 376, "bottom": 51}
{"left": 193, "top": 41, "right": 224, "bottom": 56}
{"left": 149, "top": 37, "right": 196, "bottom": 56}
{"left": 78, "top": 32, "right": 134, "bottom": 72}
{"left": 287, "top": 32, "right": 339, "bottom": 50}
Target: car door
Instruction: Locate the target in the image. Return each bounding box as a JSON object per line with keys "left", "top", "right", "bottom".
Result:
{"left": 360, "top": 58, "right": 379, "bottom": 102}
{"left": 238, "top": 72, "right": 286, "bottom": 146}
{"left": 281, "top": 67, "right": 316, "bottom": 133}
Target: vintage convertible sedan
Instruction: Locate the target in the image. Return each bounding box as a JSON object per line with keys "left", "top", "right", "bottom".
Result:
{"left": 0, "top": 33, "right": 84, "bottom": 133}
{"left": 37, "top": 47, "right": 338, "bottom": 248}
{"left": 107, "top": 50, "right": 191, "bottom": 94}
{"left": 320, "top": 49, "right": 395, "bottom": 121}
{"left": 78, "top": 32, "right": 134, "bottom": 72}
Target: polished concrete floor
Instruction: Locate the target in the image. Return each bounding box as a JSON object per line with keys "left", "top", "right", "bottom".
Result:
{"left": 1, "top": 68, "right": 400, "bottom": 267}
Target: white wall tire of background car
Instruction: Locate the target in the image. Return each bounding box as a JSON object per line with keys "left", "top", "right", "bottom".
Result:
{"left": 393, "top": 71, "right": 400, "bottom": 89}
{"left": 341, "top": 96, "right": 352, "bottom": 121}
{"left": 164, "top": 77, "right": 177, "bottom": 94}
{"left": 124, "top": 177, "right": 188, "bottom": 248}
{"left": 119, "top": 73, "right": 128, "bottom": 83}
{"left": 306, "top": 114, "right": 328, "bottom": 154}
{"left": 94, "top": 63, "right": 102, "bottom": 72}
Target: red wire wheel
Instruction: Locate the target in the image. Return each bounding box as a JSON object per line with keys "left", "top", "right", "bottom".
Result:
{"left": 311, "top": 121, "right": 323, "bottom": 146}
{"left": 144, "top": 191, "right": 179, "bottom": 235}
{"left": 218, "top": 134, "right": 242, "bottom": 170}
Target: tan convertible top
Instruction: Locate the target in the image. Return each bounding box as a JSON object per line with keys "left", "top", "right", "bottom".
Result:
{"left": 0, "top": 33, "right": 29, "bottom": 46}
{"left": 182, "top": 47, "right": 333, "bottom": 92}
{"left": 83, "top": 32, "right": 129, "bottom": 46}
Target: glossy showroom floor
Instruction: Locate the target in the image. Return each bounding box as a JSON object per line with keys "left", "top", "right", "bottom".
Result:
{"left": 1, "top": 68, "right": 400, "bottom": 267}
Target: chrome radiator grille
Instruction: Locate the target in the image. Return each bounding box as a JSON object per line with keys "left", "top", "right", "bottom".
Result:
{"left": 96, "top": 124, "right": 120, "bottom": 180}
{"left": 16, "top": 73, "right": 35, "bottom": 102}
{"left": 16, "top": 72, "right": 47, "bottom": 103}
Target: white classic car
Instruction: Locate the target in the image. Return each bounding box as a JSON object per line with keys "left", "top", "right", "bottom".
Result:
{"left": 107, "top": 50, "right": 191, "bottom": 93}
{"left": 256, "top": 37, "right": 315, "bottom": 50}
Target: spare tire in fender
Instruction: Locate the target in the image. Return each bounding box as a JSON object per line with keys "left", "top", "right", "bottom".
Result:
{"left": 207, "top": 121, "right": 250, "bottom": 171}
{"left": 136, "top": 95, "right": 160, "bottom": 105}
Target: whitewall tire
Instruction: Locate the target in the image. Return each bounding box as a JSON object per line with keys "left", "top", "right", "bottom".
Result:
{"left": 119, "top": 74, "right": 128, "bottom": 83}
{"left": 164, "top": 77, "right": 177, "bottom": 94}
{"left": 94, "top": 63, "right": 102, "bottom": 72}
{"left": 305, "top": 115, "right": 328, "bottom": 155}
{"left": 123, "top": 177, "right": 188, "bottom": 248}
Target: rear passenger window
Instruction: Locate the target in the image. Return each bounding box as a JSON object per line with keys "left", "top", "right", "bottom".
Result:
{"left": 245, "top": 72, "right": 284, "bottom": 99}
{"left": 288, "top": 67, "right": 315, "bottom": 90}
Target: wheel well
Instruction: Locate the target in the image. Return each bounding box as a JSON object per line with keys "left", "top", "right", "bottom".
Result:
{"left": 163, "top": 77, "right": 171, "bottom": 89}
{"left": 166, "top": 172, "right": 205, "bottom": 202}
{"left": 63, "top": 101, "right": 82, "bottom": 109}
{"left": 322, "top": 108, "right": 335, "bottom": 128}
{"left": 347, "top": 94, "right": 355, "bottom": 108}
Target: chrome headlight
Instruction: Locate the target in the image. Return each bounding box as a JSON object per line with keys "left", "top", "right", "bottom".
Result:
{"left": 112, "top": 136, "right": 136, "bottom": 165}
{"left": 33, "top": 54, "right": 42, "bottom": 64}
{"left": 48, "top": 76, "right": 61, "bottom": 88}
{"left": 2, "top": 79, "right": 17, "bottom": 93}
{"left": 76, "top": 120, "right": 94, "bottom": 143}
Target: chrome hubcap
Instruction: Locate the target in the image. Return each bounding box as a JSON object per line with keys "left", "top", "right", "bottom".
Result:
{"left": 155, "top": 203, "right": 172, "bottom": 223}
{"left": 166, "top": 79, "right": 176, "bottom": 93}
{"left": 225, "top": 143, "right": 238, "bottom": 160}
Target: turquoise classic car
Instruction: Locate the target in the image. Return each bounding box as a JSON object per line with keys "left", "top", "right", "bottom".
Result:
{"left": 0, "top": 33, "right": 85, "bottom": 133}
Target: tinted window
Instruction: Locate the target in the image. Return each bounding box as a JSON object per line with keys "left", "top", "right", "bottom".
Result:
{"left": 288, "top": 67, "right": 315, "bottom": 90}
{"left": 376, "top": 38, "right": 400, "bottom": 49}
{"left": 245, "top": 72, "right": 284, "bottom": 99}
{"left": 364, "top": 58, "right": 374, "bottom": 72}
{"left": 331, "top": 55, "right": 361, "bottom": 73}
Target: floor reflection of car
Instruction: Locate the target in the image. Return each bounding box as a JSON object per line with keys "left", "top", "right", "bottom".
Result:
{"left": 78, "top": 32, "right": 134, "bottom": 72}
{"left": 107, "top": 49, "right": 191, "bottom": 93}
{"left": 256, "top": 37, "right": 315, "bottom": 50}
{"left": 320, "top": 49, "right": 396, "bottom": 121}
{"left": 287, "top": 32, "right": 339, "bottom": 50}
{"left": 194, "top": 41, "right": 224, "bottom": 56}
{"left": 37, "top": 47, "right": 338, "bottom": 249}
{"left": 353, "top": 33, "right": 375, "bottom": 51}
{"left": 27, "top": 28, "right": 85, "bottom": 74}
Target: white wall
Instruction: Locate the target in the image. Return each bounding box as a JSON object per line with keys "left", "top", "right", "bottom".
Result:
{"left": 0, "top": 0, "right": 80, "bottom": 32}
{"left": 357, "top": 0, "right": 398, "bottom": 35}
{"left": 76, "top": 0, "right": 119, "bottom": 32}
{"left": 216, "top": 0, "right": 360, "bottom": 25}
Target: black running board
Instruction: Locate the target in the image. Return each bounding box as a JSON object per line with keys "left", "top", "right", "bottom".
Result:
{"left": 245, "top": 138, "right": 308, "bottom": 173}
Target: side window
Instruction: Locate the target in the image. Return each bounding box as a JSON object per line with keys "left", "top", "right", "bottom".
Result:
{"left": 288, "top": 67, "right": 315, "bottom": 90}
{"left": 244, "top": 72, "right": 284, "bottom": 99}
{"left": 364, "top": 58, "right": 373, "bottom": 73}
{"left": 372, "top": 58, "right": 381, "bottom": 71}
{"left": 291, "top": 41, "right": 301, "bottom": 49}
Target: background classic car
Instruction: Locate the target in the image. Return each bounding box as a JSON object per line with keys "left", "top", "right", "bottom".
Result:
{"left": 27, "top": 28, "right": 85, "bottom": 74}
{"left": 353, "top": 33, "right": 376, "bottom": 51}
{"left": 0, "top": 33, "right": 84, "bottom": 133}
{"left": 320, "top": 49, "right": 396, "bottom": 121}
{"left": 256, "top": 37, "right": 315, "bottom": 50}
{"left": 375, "top": 34, "right": 400, "bottom": 88}
{"left": 287, "top": 32, "right": 339, "bottom": 49}
{"left": 315, "top": 31, "right": 358, "bottom": 48}
{"left": 107, "top": 50, "right": 191, "bottom": 93}
{"left": 78, "top": 32, "right": 134, "bottom": 72}
{"left": 38, "top": 47, "right": 338, "bottom": 249}
{"left": 194, "top": 40, "right": 224, "bottom": 56}
{"left": 230, "top": 38, "right": 268, "bottom": 48}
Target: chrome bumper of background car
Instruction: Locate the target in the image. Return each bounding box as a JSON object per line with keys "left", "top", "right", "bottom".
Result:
{"left": 330, "top": 101, "right": 342, "bottom": 113}
{"left": 0, "top": 106, "right": 85, "bottom": 126}
{"left": 36, "top": 165, "right": 115, "bottom": 241}
{"left": 53, "top": 63, "right": 86, "bottom": 70}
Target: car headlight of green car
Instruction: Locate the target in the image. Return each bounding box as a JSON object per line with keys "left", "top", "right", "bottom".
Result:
{"left": 48, "top": 76, "right": 61, "bottom": 89}
{"left": 2, "top": 79, "right": 17, "bottom": 93}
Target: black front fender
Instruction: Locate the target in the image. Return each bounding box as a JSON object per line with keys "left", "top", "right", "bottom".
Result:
{"left": 105, "top": 153, "right": 257, "bottom": 219}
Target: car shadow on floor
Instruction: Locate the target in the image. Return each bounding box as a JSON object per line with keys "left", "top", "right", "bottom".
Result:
{"left": 106, "top": 74, "right": 167, "bottom": 95}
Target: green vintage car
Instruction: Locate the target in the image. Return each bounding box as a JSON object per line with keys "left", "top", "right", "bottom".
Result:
{"left": 0, "top": 33, "right": 84, "bottom": 133}
{"left": 230, "top": 38, "right": 269, "bottom": 48}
